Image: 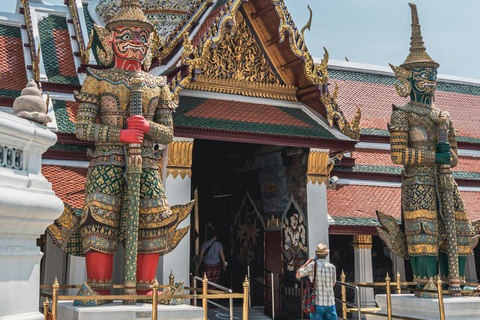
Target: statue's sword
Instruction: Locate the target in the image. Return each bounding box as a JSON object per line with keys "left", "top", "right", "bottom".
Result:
{"left": 123, "top": 72, "right": 143, "bottom": 304}
{"left": 437, "top": 111, "right": 461, "bottom": 296}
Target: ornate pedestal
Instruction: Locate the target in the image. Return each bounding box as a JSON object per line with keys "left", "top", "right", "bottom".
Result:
{"left": 367, "top": 294, "right": 480, "bottom": 320}
{"left": 57, "top": 301, "right": 204, "bottom": 320}
{"left": 0, "top": 112, "right": 63, "bottom": 319}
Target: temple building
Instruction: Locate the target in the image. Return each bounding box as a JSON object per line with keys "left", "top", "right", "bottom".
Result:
{"left": 0, "top": 0, "right": 479, "bottom": 318}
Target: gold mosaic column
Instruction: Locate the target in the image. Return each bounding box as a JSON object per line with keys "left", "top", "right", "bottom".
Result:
{"left": 163, "top": 138, "right": 194, "bottom": 284}
{"left": 307, "top": 149, "right": 330, "bottom": 185}
{"left": 305, "top": 149, "right": 331, "bottom": 257}
{"left": 353, "top": 235, "right": 373, "bottom": 250}
{"left": 167, "top": 140, "right": 193, "bottom": 179}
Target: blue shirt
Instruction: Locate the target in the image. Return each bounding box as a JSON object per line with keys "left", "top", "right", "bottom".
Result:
{"left": 201, "top": 240, "right": 223, "bottom": 264}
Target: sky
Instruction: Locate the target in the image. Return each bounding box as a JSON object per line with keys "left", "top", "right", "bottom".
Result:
{"left": 4, "top": 0, "right": 480, "bottom": 79}
{"left": 283, "top": 0, "right": 480, "bottom": 79}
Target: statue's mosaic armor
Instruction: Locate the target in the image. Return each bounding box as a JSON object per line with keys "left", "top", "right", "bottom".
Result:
{"left": 389, "top": 101, "right": 473, "bottom": 257}
{"left": 75, "top": 67, "right": 177, "bottom": 254}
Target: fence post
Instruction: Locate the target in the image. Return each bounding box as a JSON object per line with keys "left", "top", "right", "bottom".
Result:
{"left": 437, "top": 276, "right": 445, "bottom": 320}
{"left": 52, "top": 276, "right": 59, "bottom": 320}
{"left": 43, "top": 297, "right": 50, "bottom": 320}
{"left": 202, "top": 273, "right": 208, "bottom": 320}
{"left": 152, "top": 278, "right": 159, "bottom": 320}
{"left": 243, "top": 275, "right": 249, "bottom": 320}
{"left": 385, "top": 273, "right": 392, "bottom": 320}
{"left": 396, "top": 269, "right": 401, "bottom": 294}
{"left": 341, "top": 270, "right": 346, "bottom": 319}
{"left": 170, "top": 271, "right": 175, "bottom": 287}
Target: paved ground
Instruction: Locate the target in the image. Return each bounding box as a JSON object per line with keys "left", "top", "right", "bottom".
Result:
{"left": 207, "top": 306, "right": 271, "bottom": 320}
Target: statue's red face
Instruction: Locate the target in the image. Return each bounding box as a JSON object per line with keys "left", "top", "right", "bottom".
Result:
{"left": 111, "top": 26, "right": 150, "bottom": 62}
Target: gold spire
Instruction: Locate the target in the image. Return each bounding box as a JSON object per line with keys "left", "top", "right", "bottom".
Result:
{"left": 105, "top": 0, "right": 154, "bottom": 32}
{"left": 400, "top": 3, "right": 439, "bottom": 70}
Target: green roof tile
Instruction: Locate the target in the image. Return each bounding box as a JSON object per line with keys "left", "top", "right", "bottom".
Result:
{"left": 49, "top": 143, "right": 90, "bottom": 152}
{"left": 38, "top": 15, "right": 79, "bottom": 85}
{"left": 335, "top": 163, "right": 480, "bottom": 180}
{"left": 332, "top": 216, "right": 391, "bottom": 226}
{"left": 175, "top": 96, "right": 339, "bottom": 139}
{"left": 53, "top": 100, "right": 76, "bottom": 133}
{"left": 0, "top": 24, "right": 21, "bottom": 38}
{"left": 329, "top": 69, "right": 480, "bottom": 96}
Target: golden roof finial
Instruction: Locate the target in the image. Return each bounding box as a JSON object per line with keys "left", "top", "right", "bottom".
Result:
{"left": 400, "top": 3, "right": 439, "bottom": 70}
{"left": 105, "top": 0, "right": 154, "bottom": 32}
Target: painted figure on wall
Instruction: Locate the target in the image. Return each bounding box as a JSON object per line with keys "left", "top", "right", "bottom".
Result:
{"left": 377, "top": 3, "right": 476, "bottom": 295}
{"left": 234, "top": 192, "right": 263, "bottom": 265}
{"left": 47, "top": 0, "right": 192, "bottom": 304}
{"left": 283, "top": 195, "right": 308, "bottom": 272}
{"left": 284, "top": 213, "right": 307, "bottom": 271}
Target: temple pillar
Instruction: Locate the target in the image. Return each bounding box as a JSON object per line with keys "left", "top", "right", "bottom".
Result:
{"left": 465, "top": 255, "right": 477, "bottom": 283}
{"left": 353, "top": 235, "right": 376, "bottom": 310}
{"left": 162, "top": 138, "right": 194, "bottom": 285}
{"left": 306, "top": 149, "right": 333, "bottom": 256}
{"left": 0, "top": 112, "right": 63, "bottom": 319}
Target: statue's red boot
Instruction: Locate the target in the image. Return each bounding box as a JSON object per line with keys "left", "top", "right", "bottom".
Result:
{"left": 86, "top": 251, "right": 114, "bottom": 295}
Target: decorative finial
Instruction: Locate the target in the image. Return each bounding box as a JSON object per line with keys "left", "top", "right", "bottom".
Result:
{"left": 300, "top": 5, "right": 312, "bottom": 39}
{"left": 13, "top": 79, "right": 51, "bottom": 125}
{"left": 400, "top": 3, "right": 439, "bottom": 70}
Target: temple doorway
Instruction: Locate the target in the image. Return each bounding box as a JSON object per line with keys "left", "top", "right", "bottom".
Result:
{"left": 191, "top": 139, "right": 265, "bottom": 292}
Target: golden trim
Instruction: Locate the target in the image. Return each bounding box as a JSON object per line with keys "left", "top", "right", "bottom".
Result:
{"left": 306, "top": 150, "right": 329, "bottom": 185}
{"left": 169, "top": 0, "right": 246, "bottom": 99}
{"left": 320, "top": 82, "right": 361, "bottom": 140}
{"left": 353, "top": 235, "right": 372, "bottom": 249}
{"left": 273, "top": 1, "right": 328, "bottom": 85}
{"left": 68, "top": 0, "right": 92, "bottom": 64}
{"left": 20, "top": 0, "right": 39, "bottom": 81}
{"left": 185, "top": 75, "right": 297, "bottom": 101}
{"left": 267, "top": 215, "right": 279, "bottom": 229}
{"left": 167, "top": 140, "right": 193, "bottom": 179}
{"left": 183, "top": 11, "right": 297, "bottom": 100}
{"left": 152, "top": 0, "right": 207, "bottom": 60}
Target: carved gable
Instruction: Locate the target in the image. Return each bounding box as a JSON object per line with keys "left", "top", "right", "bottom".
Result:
{"left": 186, "top": 10, "right": 297, "bottom": 101}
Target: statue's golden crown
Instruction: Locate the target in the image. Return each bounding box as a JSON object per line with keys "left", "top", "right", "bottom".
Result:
{"left": 105, "top": 0, "right": 154, "bottom": 32}
{"left": 400, "top": 3, "right": 439, "bottom": 70}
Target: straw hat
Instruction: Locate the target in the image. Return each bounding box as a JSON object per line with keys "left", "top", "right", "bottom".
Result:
{"left": 315, "top": 243, "right": 329, "bottom": 255}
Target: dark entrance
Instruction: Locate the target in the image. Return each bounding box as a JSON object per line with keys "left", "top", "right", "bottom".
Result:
{"left": 191, "top": 139, "right": 265, "bottom": 292}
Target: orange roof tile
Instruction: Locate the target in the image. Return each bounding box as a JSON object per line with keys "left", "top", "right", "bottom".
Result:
{"left": 328, "top": 185, "right": 401, "bottom": 220}
{"left": 42, "top": 165, "right": 87, "bottom": 209}
{"left": 332, "top": 78, "right": 480, "bottom": 140}
{"left": 185, "top": 99, "right": 313, "bottom": 127}
{"left": 353, "top": 149, "right": 479, "bottom": 175}
{"left": 0, "top": 34, "right": 28, "bottom": 94}
{"left": 327, "top": 184, "right": 480, "bottom": 221}
{"left": 53, "top": 29, "right": 78, "bottom": 78}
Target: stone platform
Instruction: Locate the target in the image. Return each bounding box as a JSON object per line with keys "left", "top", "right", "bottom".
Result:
{"left": 367, "top": 294, "right": 480, "bottom": 320}
{"left": 57, "top": 301, "right": 204, "bottom": 320}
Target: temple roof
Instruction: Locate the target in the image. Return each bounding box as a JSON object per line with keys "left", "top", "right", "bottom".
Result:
{"left": 42, "top": 165, "right": 87, "bottom": 209}
{"left": 327, "top": 184, "right": 480, "bottom": 233}
{"left": 0, "top": 24, "right": 28, "bottom": 106}
{"left": 327, "top": 62, "right": 480, "bottom": 146}
{"left": 326, "top": 61, "right": 480, "bottom": 229}
{"left": 173, "top": 94, "right": 354, "bottom": 150}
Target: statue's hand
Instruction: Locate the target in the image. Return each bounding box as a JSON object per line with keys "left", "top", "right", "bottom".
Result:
{"left": 127, "top": 115, "right": 150, "bottom": 134}
{"left": 435, "top": 152, "right": 451, "bottom": 165}
{"left": 436, "top": 142, "right": 450, "bottom": 153}
{"left": 120, "top": 129, "right": 144, "bottom": 143}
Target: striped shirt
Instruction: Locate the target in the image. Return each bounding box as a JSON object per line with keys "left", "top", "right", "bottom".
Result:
{"left": 298, "top": 259, "right": 336, "bottom": 306}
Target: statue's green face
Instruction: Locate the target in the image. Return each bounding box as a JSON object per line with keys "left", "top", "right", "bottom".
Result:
{"left": 409, "top": 67, "right": 437, "bottom": 96}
